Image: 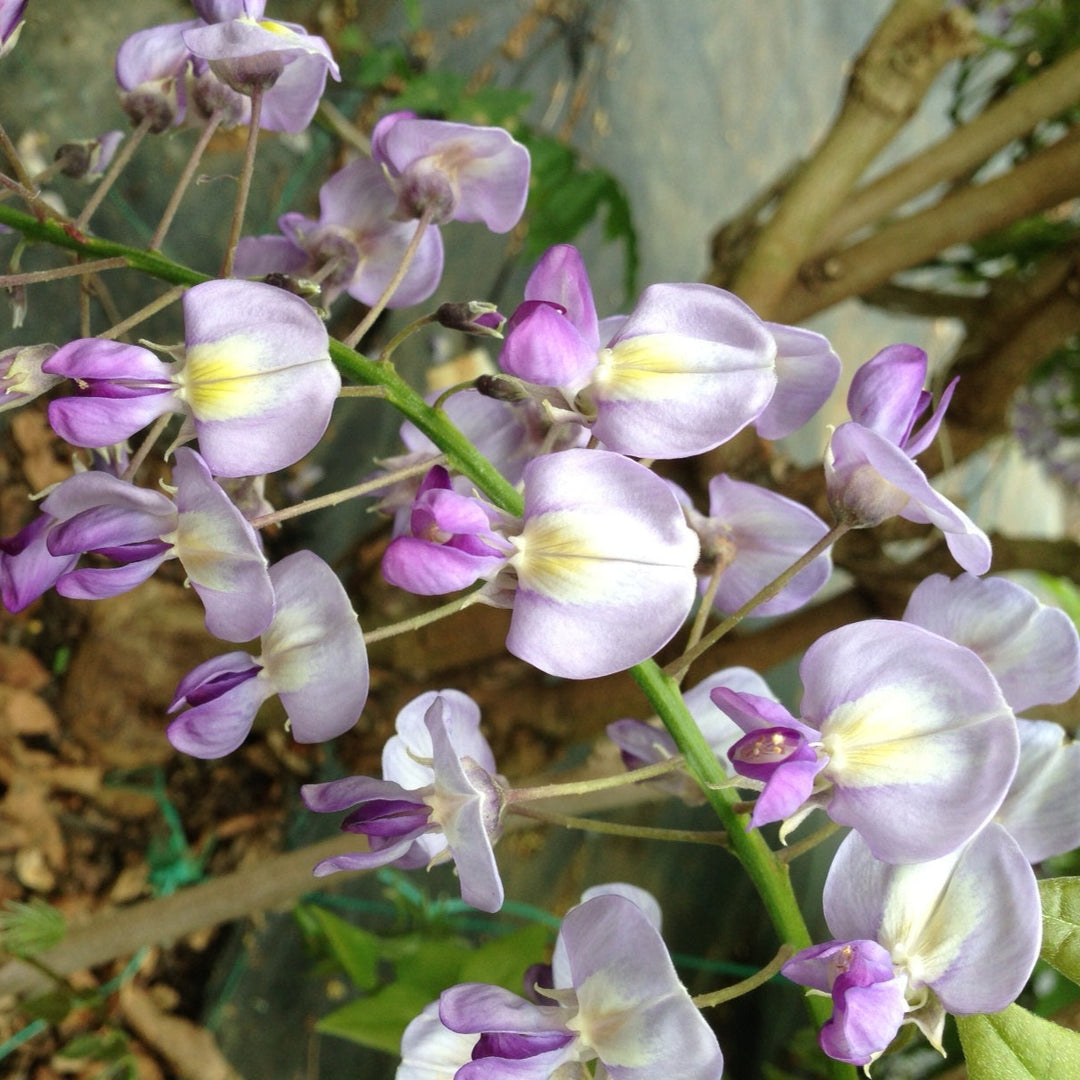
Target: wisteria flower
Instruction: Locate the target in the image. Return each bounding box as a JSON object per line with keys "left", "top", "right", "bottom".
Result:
{"left": 302, "top": 690, "right": 507, "bottom": 912}
{"left": 0, "top": 343, "right": 60, "bottom": 413}
{"left": 384, "top": 450, "right": 700, "bottom": 679}
{"left": 754, "top": 321, "right": 842, "bottom": 440}
{"left": 236, "top": 157, "right": 445, "bottom": 306}
{"left": 825, "top": 344, "right": 991, "bottom": 574}
{"left": 0, "top": 1, "right": 28, "bottom": 59}
{"left": 996, "top": 717, "right": 1080, "bottom": 862}
{"left": 675, "top": 474, "right": 832, "bottom": 616}
{"left": 372, "top": 111, "right": 530, "bottom": 232}
{"left": 182, "top": 2, "right": 340, "bottom": 132}
{"left": 40, "top": 446, "right": 274, "bottom": 641}
{"left": 713, "top": 619, "right": 1018, "bottom": 861}
{"left": 499, "top": 244, "right": 778, "bottom": 458}
{"left": 115, "top": 20, "right": 200, "bottom": 131}
{"left": 439, "top": 892, "right": 724, "bottom": 1079}
{"left": 45, "top": 279, "right": 339, "bottom": 477}
{"left": 784, "top": 824, "right": 1040, "bottom": 1066}
{"left": 167, "top": 550, "right": 367, "bottom": 758}
{"left": 902, "top": 571, "right": 1080, "bottom": 713}
{"left": 0, "top": 513, "right": 77, "bottom": 613}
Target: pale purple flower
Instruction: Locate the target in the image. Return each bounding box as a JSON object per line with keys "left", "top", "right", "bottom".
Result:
{"left": 439, "top": 892, "right": 724, "bottom": 1079}
{"left": 607, "top": 666, "right": 765, "bottom": 804}
{"left": 825, "top": 344, "right": 991, "bottom": 574}
{"left": 397, "top": 1001, "right": 478, "bottom": 1080}
{"left": 302, "top": 690, "right": 507, "bottom": 912}
{"left": 996, "top": 718, "right": 1080, "bottom": 862}
{"left": 383, "top": 450, "right": 699, "bottom": 679}
{"left": 115, "top": 20, "right": 200, "bottom": 131}
{"left": 0, "top": 343, "right": 60, "bottom": 413}
{"left": 713, "top": 619, "right": 1018, "bottom": 861}
{"left": 371, "top": 111, "right": 530, "bottom": 232}
{"left": 755, "top": 321, "right": 842, "bottom": 440}
{"left": 382, "top": 465, "right": 513, "bottom": 595}
{"left": 40, "top": 447, "right": 274, "bottom": 641}
{"left": 902, "top": 572, "right": 1080, "bottom": 713}
{"left": 0, "top": 0, "right": 28, "bottom": 58}
{"left": 0, "top": 513, "right": 77, "bottom": 613}
{"left": 675, "top": 474, "right": 832, "bottom": 616}
{"left": 45, "top": 279, "right": 339, "bottom": 477}
{"left": 167, "top": 550, "right": 367, "bottom": 758}
{"left": 54, "top": 131, "right": 125, "bottom": 181}
{"left": 182, "top": 9, "right": 340, "bottom": 133}
{"left": 784, "top": 824, "right": 1040, "bottom": 1066}
{"left": 236, "top": 157, "right": 445, "bottom": 306}
{"left": 499, "top": 244, "right": 779, "bottom": 458}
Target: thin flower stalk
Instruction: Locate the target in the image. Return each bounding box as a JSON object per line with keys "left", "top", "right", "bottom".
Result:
{"left": 221, "top": 87, "right": 264, "bottom": 278}
{"left": 507, "top": 802, "right": 729, "bottom": 846}
{"left": 74, "top": 115, "right": 155, "bottom": 233}
{"left": 150, "top": 110, "right": 224, "bottom": 251}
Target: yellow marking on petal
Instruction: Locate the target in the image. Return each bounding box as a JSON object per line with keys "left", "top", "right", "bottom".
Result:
{"left": 820, "top": 686, "right": 950, "bottom": 788}
{"left": 509, "top": 511, "right": 605, "bottom": 604}
{"left": 177, "top": 335, "right": 270, "bottom": 421}
{"left": 257, "top": 18, "right": 296, "bottom": 36}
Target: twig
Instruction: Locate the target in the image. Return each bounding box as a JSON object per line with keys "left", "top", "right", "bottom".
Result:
{"left": 814, "top": 46, "right": 1080, "bottom": 252}
{"left": 727, "top": 0, "right": 977, "bottom": 316}
{"left": 776, "top": 128, "right": 1080, "bottom": 324}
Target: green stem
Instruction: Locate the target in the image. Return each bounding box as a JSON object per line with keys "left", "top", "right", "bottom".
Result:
{"left": 507, "top": 803, "right": 728, "bottom": 847}
{"left": 508, "top": 756, "right": 688, "bottom": 803}
{"left": 693, "top": 944, "right": 794, "bottom": 1009}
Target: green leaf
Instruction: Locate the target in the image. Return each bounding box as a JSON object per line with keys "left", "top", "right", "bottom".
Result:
{"left": 303, "top": 905, "right": 381, "bottom": 991}
{"left": 1039, "top": 878, "right": 1080, "bottom": 984}
{"left": 390, "top": 934, "right": 470, "bottom": 996}
{"left": 21, "top": 988, "right": 77, "bottom": 1025}
{"left": 957, "top": 1005, "right": 1080, "bottom": 1079}
{"left": 317, "top": 982, "right": 434, "bottom": 1054}
{"left": 458, "top": 924, "right": 551, "bottom": 991}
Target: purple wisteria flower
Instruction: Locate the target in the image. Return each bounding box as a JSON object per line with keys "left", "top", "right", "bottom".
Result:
{"left": 39, "top": 446, "right": 274, "bottom": 641}
{"left": 0, "top": 512, "right": 77, "bottom": 613}
{"left": 45, "top": 279, "right": 339, "bottom": 477}
{"left": 996, "top": 717, "right": 1080, "bottom": 862}
{"left": 784, "top": 824, "right": 1040, "bottom": 1066}
{"left": 674, "top": 474, "right": 832, "bottom": 616}
{"left": 754, "top": 321, "right": 842, "bottom": 440}
{"left": 397, "top": 1001, "right": 478, "bottom": 1080}
{"left": 713, "top": 619, "right": 1018, "bottom": 861}
{"left": 235, "top": 157, "right": 445, "bottom": 307}
{"left": 54, "top": 131, "right": 126, "bottom": 181}
{"left": 1, "top": 1, "right": 28, "bottom": 59}
{"left": 302, "top": 690, "right": 507, "bottom": 912}
{"left": 438, "top": 892, "right": 724, "bottom": 1079}
{"left": 371, "top": 111, "right": 530, "bottom": 233}
{"left": 902, "top": 572, "right": 1080, "bottom": 713}
{"left": 0, "top": 344, "right": 60, "bottom": 413}
{"left": 499, "top": 244, "right": 779, "bottom": 458}
{"left": 607, "top": 666, "right": 764, "bottom": 804}
{"left": 115, "top": 19, "right": 201, "bottom": 131}
{"left": 382, "top": 449, "right": 700, "bottom": 679}
{"left": 182, "top": 1, "right": 340, "bottom": 132}
{"left": 167, "top": 550, "right": 367, "bottom": 758}
{"left": 825, "top": 344, "right": 991, "bottom": 574}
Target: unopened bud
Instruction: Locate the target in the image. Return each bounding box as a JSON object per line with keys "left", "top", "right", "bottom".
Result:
{"left": 436, "top": 301, "right": 505, "bottom": 338}
{"left": 475, "top": 373, "right": 530, "bottom": 403}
